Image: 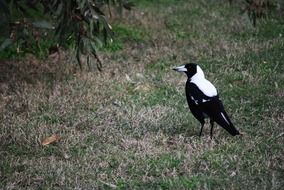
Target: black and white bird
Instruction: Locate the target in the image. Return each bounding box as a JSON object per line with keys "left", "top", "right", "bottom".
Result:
{"left": 173, "top": 63, "right": 240, "bottom": 138}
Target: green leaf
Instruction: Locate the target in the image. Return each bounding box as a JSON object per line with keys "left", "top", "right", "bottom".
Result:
{"left": 90, "top": 41, "right": 97, "bottom": 53}
{"left": 90, "top": 41, "right": 102, "bottom": 71}
{"left": 0, "top": 38, "right": 13, "bottom": 51}
{"left": 87, "top": 55, "right": 91, "bottom": 69}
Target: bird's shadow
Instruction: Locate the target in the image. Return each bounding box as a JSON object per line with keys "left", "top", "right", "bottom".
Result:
{"left": 163, "top": 123, "right": 198, "bottom": 137}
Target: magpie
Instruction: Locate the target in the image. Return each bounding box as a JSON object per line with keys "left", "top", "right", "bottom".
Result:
{"left": 173, "top": 63, "right": 240, "bottom": 138}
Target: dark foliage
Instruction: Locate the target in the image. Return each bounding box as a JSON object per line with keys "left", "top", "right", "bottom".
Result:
{"left": 0, "top": 0, "right": 133, "bottom": 70}
{"left": 244, "top": 0, "right": 276, "bottom": 26}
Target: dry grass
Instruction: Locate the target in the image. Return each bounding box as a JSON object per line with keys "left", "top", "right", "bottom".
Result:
{"left": 1, "top": 0, "right": 284, "bottom": 189}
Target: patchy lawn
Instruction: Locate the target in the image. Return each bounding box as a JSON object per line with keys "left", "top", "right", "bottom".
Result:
{"left": 1, "top": 0, "right": 284, "bottom": 189}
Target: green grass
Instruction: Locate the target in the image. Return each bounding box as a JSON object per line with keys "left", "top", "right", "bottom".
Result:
{"left": 1, "top": 0, "right": 284, "bottom": 189}
{"left": 101, "top": 24, "right": 148, "bottom": 52}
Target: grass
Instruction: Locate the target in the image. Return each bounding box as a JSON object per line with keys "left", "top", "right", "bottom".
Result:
{"left": 1, "top": 0, "right": 284, "bottom": 189}
{"left": 100, "top": 23, "right": 149, "bottom": 52}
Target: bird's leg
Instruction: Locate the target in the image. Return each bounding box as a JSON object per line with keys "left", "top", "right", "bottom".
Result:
{"left": 199, "top": 122, "right": 205, "bottom": 137}
{"left": 210, "top": 119, "right": 214, "bottom": 139}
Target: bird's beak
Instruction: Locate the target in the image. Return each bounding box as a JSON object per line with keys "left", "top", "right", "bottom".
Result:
{"left": 173, "top": 65, "right": 187, "bottom": 72}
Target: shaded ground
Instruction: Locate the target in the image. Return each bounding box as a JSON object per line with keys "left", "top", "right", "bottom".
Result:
{"left": 1, "top": 0, "right": 284, "bottom": 189}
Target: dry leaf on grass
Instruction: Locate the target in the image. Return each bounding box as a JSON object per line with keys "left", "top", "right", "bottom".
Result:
{"left": 41, "top": 134, "right": 60, "bottom": 146}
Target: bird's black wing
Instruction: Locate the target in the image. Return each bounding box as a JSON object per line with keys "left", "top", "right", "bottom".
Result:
{"left": 185, "top": 82, "right": 213, "bottom": 123}
{"left": 185, "top": 82, "right": 213, "bottom": 105}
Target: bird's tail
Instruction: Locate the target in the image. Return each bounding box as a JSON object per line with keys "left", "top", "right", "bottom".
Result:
{"left": 215, "top": 111, "right": 240, "bottom": 136}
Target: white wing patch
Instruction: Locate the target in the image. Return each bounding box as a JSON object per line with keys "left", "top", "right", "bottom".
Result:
{"left": 202, "top": 99, "right": 210, "bottom": 103}
{"left": 191, "top": 96, "right": 211, "bottom": 105}
{"left": 221, "top": 112, "right": 230, "bottom": 125}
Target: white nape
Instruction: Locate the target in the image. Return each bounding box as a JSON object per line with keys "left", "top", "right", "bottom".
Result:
{"left": 190, "top": 66, "right": 217, "bottom": 97}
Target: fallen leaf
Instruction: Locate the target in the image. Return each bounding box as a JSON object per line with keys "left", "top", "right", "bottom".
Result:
{"left": 42, "top": 134, "right": 60, "bottom": 146}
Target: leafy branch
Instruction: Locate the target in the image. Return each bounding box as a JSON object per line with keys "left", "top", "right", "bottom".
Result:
{"left": 0, "top": 0, "right": 133, "bottom": 70}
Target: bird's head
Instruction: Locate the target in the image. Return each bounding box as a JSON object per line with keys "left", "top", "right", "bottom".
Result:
{"left": 173, "top": 63, "right": 205, "bottom": 79}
